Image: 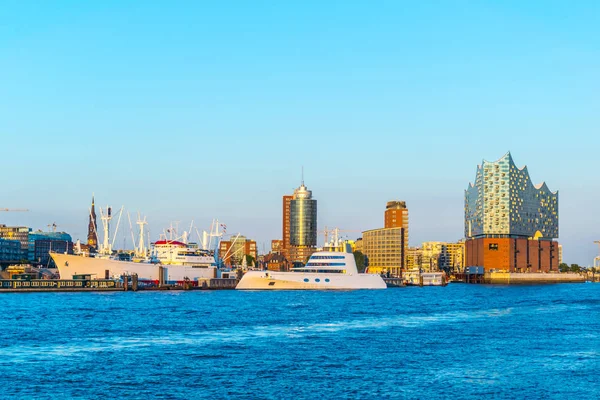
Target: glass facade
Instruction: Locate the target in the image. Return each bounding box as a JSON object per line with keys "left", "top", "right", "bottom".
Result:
{"left": 0, "top": 225, "right": 30, "bottom": 259}
{"left": 465, "top": 152, "right": 558, "bottom": 239}
{"left": 0, "top": 238, "right": 21, "bottom": 262}
{"left": 28, "top": 231, "right": 73, "bottom": 262}
{"left": 290, "top": 184, "right": 317, "bottom": 247}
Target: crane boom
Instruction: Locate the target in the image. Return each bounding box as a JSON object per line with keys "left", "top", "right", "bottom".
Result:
{"left": 0, "top": 208, "right": 29, "bottom": 212}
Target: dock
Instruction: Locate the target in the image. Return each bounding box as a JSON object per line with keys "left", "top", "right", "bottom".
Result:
{"left": 0, "top": 277, "right": 239, "bottom": 292}
{"left": 383, "top": 277, "right": 404, "bottom": 287}
{"left": 451, "top": 271, "right": 586, "bottom": 284}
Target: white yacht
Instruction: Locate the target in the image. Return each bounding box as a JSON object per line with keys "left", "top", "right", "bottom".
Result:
{"left": 236, "top": 251, "right": 386, "bottom": 290}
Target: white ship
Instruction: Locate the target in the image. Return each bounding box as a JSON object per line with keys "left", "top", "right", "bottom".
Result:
{"left": 51, "top": 203, "right": 225, "bottom": 283}
{"left": 51, "top": 250, "right": 217, "bottom": 282}
{"left": 236, "top": 251, "right": 386, "bottom": 290}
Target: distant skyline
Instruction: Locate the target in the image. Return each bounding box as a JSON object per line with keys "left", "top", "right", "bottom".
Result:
{"left": 1, "top": 1, "right": 599, "bottom": 264}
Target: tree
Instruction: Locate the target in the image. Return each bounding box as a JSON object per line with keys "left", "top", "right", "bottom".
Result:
{"left": 570, "top": 264, "right": 582, "bottom": 273}
{"left": 558, "top": 263, "right": 570, "bottom": 273}
{"left": 245, "top": 254, "right": 256, "bottom": 267}
{"left": 353, "top": 251, "right": 367, "bottom": 273}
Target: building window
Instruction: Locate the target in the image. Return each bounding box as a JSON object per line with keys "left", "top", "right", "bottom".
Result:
{"left": 489, "top": 243, "right": 499, "bottom": 251}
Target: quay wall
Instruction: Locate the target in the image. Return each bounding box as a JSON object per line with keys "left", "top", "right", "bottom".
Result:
{"left": 485, "top": 272, "right": 584, "bottom": 284}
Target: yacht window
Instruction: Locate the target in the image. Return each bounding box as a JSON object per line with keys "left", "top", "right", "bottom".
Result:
{"left": 305, "top": 262, "right": 346, "bottom": 267}
{"left": 315, "top": 278, "right": 320, "bottom": 282}
{"left": 325, "top": 279, "right": 330, "bottom": 283}
{"left": 310, "top": 256, "right": 345, "bottom": 260}
{"left": 303, "top": 278, "right": 309, "bottom": 282}
{"left": 268, "top": 282, "right": 275, "bottom": 286}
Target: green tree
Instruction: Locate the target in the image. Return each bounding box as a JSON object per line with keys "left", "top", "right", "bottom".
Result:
{"left": 570, "top": 264, "right": 582, "bottom": 273}
{"left": 353, "top": 251, "right": 367, "bottom": 273}
{"left": 558, "top": 263, "right": 570, "bottom": 273}
{"left": 245, "top": 254, "right": 256, "bottom": 267}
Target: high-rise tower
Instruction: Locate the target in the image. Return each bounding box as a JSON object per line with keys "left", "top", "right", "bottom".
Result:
{"left": 87, "top": 196, "right": 98, "bottom": 251}
{"left": 361, "top": 201, "right": 409, "bottom": 276}
{"left": 288, "top": 180, "right": 317, "bottom": 263}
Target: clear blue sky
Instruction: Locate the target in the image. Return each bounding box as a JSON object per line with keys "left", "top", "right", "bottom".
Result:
{"left": 1, "top": 1, "right": 599, "bottom": 264}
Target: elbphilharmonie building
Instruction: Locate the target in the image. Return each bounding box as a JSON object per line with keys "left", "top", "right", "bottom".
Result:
{"left": 465, "top": 152, "right": 558, "bottom": 239}
{"left": 464, "top": 153, "right": 559, "bottom": 272}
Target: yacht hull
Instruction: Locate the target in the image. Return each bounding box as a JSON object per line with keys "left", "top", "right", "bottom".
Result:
{"left": 51, "top": 253, "right": 216, "bottom": 282}
{"left": 236, "top": 271, "right": 386, "bottom": 290}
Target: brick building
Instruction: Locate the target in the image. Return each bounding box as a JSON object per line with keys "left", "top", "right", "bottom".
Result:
{"left": 464, "top": 152, "right": 559, "bottom": 272}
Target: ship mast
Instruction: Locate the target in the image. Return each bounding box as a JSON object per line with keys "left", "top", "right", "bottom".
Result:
{"left": 99, "top": 206, "right": 113, "bottom": 255}
{"left": 136, "top": 214, "right": 148, "bottom": 258}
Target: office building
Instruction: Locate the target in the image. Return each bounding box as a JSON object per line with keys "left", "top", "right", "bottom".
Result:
{"left": 406, "top": 247, "right": 423, "bottom": 270}
{"left": 465, "top": 152, "right": 559, "bottom": 272}
{"left": 220, "top": 236, "right": 258, "bottom": 266}
{"left": 362, "top": 201, "right": 409, "bottom": 276}
{"left": 28, "top": 231, "right": 73, "bottom": 263}
{"left": 281, "top": 195, "right": 293, "bottom": 258}
{"left": 420, "top": 241, "right": 465, "bottom": 272}
{"left": 271, "top": 239, "right": 283, "bottom": 254}
{"left": 0, "top": 225, "right": 30, "bottom": 259}
{"left": 362, "top": 227, "right": 404, "bottom": 276}
{"left": 34, "top": 240, "right": 74, "bottom": 266}
{"left": 0, "top": 238, "right": 21, "bottom": 264}
{"left": 287, "top": 181, "right": 317, "bottom": 263}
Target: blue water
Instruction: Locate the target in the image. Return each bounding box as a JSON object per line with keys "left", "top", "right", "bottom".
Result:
{"left": 1, "top": 284, "right": 599, "bottom": 399}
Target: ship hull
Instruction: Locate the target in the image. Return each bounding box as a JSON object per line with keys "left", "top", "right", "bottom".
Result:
{"left": 236, "top": 271, "right": 386, "bottom": 290}
{"left": 51, "top": 253, "right": 216, "bottom": 282}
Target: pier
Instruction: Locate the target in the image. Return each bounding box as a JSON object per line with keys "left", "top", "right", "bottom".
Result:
{"left": 0, "top": 276, "right": 239, "bottom": 292}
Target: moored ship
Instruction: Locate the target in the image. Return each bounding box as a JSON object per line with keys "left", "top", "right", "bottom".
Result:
{"left": 52, "top": 240, "right": 219, "bottom": 282}
{"left": 236, "top": 251, "right": 386, "bottom": 290}
{"left": 52, "top": 201, "right": 226, "bottom": 283}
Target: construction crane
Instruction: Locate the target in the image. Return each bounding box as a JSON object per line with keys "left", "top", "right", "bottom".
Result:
{"left": 0, "top": 208, "right": 29, "bottom": 212}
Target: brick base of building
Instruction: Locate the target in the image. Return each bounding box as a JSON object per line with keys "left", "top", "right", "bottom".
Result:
{"left": 466, "top": 237, "right": 559, "bottom": 273}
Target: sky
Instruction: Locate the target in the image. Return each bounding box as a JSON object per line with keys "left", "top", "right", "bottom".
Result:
{"left": 1, "top": 1, "right": 599, "bottom": 264}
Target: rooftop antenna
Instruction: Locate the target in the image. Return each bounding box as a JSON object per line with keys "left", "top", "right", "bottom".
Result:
{"left": 301, "top": 166, "right": 304, "bottom": 186}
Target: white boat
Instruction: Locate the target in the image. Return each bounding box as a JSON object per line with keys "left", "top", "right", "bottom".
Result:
{"left": 236, "top": 251, "right": 386, "bottom": 290}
